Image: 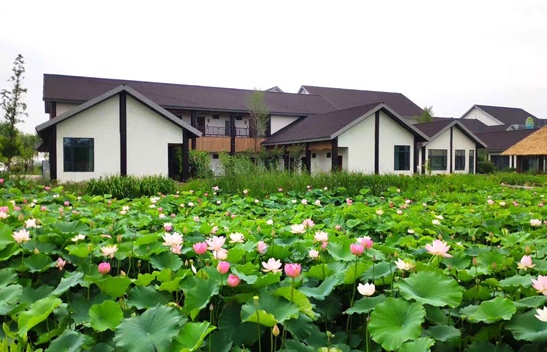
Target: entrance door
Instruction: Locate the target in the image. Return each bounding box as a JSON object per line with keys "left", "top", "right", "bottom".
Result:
{"left": 168, "top": 144, "right": 183, "bottom": 181}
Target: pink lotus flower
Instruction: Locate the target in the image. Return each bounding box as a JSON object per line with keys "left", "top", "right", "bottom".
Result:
{"left": 262, "top": 258, "right": 282, "bottom": 273}
{"left": 290, "top": 224, "right": 306, "bottom": 234}
{"left": 24, "top": 219, "right": 39, "bottom": 228}
{"left": 532, "top": 275, "right": 547, "bottom": 295}
{"left": 284, "top": 263, "right": 301, "bottom": 278}
{"left": 170, "top": 244, "right": 182, "bottom": 254}
{"left": 12, "top": 229, "right": 31, "bottom": 244}
{"left": 64, "top": 201, "right": 70, "bottom": 206}
{"left": 193, "top": 242, "right": 208, "bottom": 255}
{"left": 395, "top": 258, "right": 414, "bottom": 271}
{"left": 309, "top": 249, "right": 319, "bottom": 259}
{"left": 346, "top": 198, "right": 353, "bottom": 205}
{"left": 163, "top": 222, "right": 173, "bottom": 231}
{"left": 257, "top": 241, "right": 268, "bottom": 254}
{"left": 210, "top": 226, "right": 219, "bottom": 234}
{"left": 162, "top": 232, "right": 183, "bottom": 248}
{"left": 302, "top": 219, "right": 315, "bottom": 228}
{"left": 212, "top": 186, "right": 220, "bottom": 191}
{"left": 357, "top": 282, "right": 375, "bottom": 296}
{"left": 98, "top": 262, "right": 111, "bottom": 275}
{"left": 229, "top": 232, "right": 245, "bottom": 244}
{"left": 536, "top": 307, "right": 547, "bottom": 322}
{"left": 314, "top": 231, "right": 328, "bottom": 243}
{"left": 357, "top": 236, "right": 373, "bottom": 249}
{"left": 518, "top": 255, "right": 535, "bottom": 270}
{"left": 206, "top": 236, "right": 226, "bottom": 251}
{"left": 213, "top": 248, "right": 228, "bottom": 260}
{"left": 335, "top": 225, "right": 342, "bottom": 231}
{"left": 217, "top": 261, "right": 230, "bottom": 274}
{"left": 350, "top": 243, "right": 364, "bottom": 256}
{"left": 56, "top": 258, "right": 67, "bottom": 270}
{"left": 227, "top": 274, "right": 241, "bottom": 287}
{"left": 425, "top": 240, "right": 452, "bottom": 258}
{"left": 530, "top": 219, "right": 543, "bottom": 227}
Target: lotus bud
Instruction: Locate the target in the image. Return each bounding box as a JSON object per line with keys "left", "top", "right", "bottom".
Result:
{"left": 253, "top": 296, "right": 259, "bottom": 305}
{"left": 472, "top": 236, "right": 476, "bottom": 242}
{"left": 18, "top": 214, "right": 24, "bottom": 221}
{"left": 393, "top": 251, "right": 399, "bottom": 258}
{"left": 472, "top": 257, "right": 478, "bottom": 266}
{"left": 492, "top": 262, "right": 497, "bottom": 270}
{"left": 120, "top": 270, "right": 126, "bottom": 277}
{"left": 372, "top": 255, "right": 376, "bottom": 262}
{"left": 525, "top": 246, "right": 532, "bottom": 254}
{"left": 438, "top": 234, "right": 443, "bottom": 240}
{"left": 272, "top": 324, "right": 280, "bottom": 337}
{"left": 209, "top": 304, "right": 214, "bottom": 312}
{"left": 117, "top": 235, "right": 123, "bottom": 243}
{"left": 34, "top": 248, "right": 40, "bottom": 254}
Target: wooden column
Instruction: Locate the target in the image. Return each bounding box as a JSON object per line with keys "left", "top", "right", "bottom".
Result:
{"left": 230, "top": 113, "right": 236, "bottom": 155}
{"left": 374, "top": 111, "right": 380, "bottom": 174}
{"left": 305, "top": 143, "right": 311, "bottom": 173}
{"left": 182, "top": 130, "right": 190, "bottom": 181}
{"left": 119, "top": 92, "right": 127, "bottom": 176}
{"left": 190, "top": 110, "right": 197, "bottom": 149}
{"left": 449, "top": 127, "right": 453, "bottom": 173}
{"left": 49, "top": 126, "right": 57, "bottom": 180}
{"left": 331, "top": 138, "right": 338, "bottom": 172}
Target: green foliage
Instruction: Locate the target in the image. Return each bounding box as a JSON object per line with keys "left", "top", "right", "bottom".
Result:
{"left": 247, "top": 89, "right": 270, "bottom": 138}
{"left": 189, "top": 150, "right": 213, "bottom": 179}
{"left": 85, "top": 174, "right": 175, "bottom": 199}
{"left": 416, "top": 105, "right": 434, "bottom": 123}
{"left": 477, "top": 160, "right": 496, "bottom": 174}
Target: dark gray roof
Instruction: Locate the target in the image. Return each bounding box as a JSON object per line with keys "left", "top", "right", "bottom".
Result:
{"left": 475, "top": 129, "right": 536, "bottom": 153}
{"left": 463, "top": 105, "right": 539, "bottom": 126}
{"left": 263, "top": 103, "right": 428, "bottom": 146}
{"left": 415, "top": 119, "right": 487, "bottom": 148}
{"left": 37, "top": 85, "right": 202, "bottom": 137}
{"left": 300, "top": 85, "right": 424, "bottom": 118}
{"left": 43, "top": 74, "right": 336, "bottom": 116}
{"left": 456, "top": 118, "right": 509, "bottom": 133}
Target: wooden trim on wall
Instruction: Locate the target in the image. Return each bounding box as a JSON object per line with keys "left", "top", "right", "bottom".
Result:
{"left": 230, "top": 113, "right": 236, "bottom": 155}
{"left": 119, "top": 92, "right": 127, "bottom": 176}
{"left": 49, "top": 102, "right": 56, "bottom": 120}
{"left": 305, "top": 143, "right": 311, "bottom": 173}
{"left": 182, "top": 130, "right": 190, "bottom": 181}
{"left": 49, "top": 126, "right": 57, "bottom": 180}
{"left": 413, "top": 140, "right": 419, "bottom": 174}
{"left": 190, "top": 110, "right": 197, "bottom": 150}
{"left": 374, "top": 111, "right": 380, "bottom": 174}
{"left": 331, "top": 137, "right": 338, "bottom": 172}
{"left": 449, "top": 127, "right": 453, "bottom": 173}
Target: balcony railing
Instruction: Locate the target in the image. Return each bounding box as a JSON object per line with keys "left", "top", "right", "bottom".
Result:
{"left": 197, "top": 126, "right": 252, "bottom": 137}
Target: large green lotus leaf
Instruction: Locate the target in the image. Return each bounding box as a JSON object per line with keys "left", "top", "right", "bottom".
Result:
{"left": 0, "top": 284, "right": 23, "bottom": 314}
{"left": 343, "top": 262, "right": 369, "bottom": 284}
{"left": 89, "top": 300, "right": 124, "bottom": 332}
{"left": 217, "top": 302, "right": 258, "bottom": 346}
{"left": 257, "top": 294, "right": 299, "bottom": 323}
{"left": 423, "top": 325, "right": 461, "bottom": 344}
{"left": 134, "top": 272, "right": 157, "bottom": 286}
{"left": 506, "top": 310, "right": 547, "bottom": 342}
{"left": 514, "top": 296, "right": 547, "bottom": 309}
{"left": 54, "top": 221, "right": 89, "bottom": 235}
{"left": 149, "top": 252, "right": 183, "bottom": 271}
{"left": 114, "top": 305, "right": 180, "bottom": 352}
{"left": 327, "top": 239, "right": 354, "bottom": 262}
{"left": 300, "top": 275, "right": 343, "bottom": 300}
{"left": 95, "top": 276, "right": 132, "bottom": 298}
{"left": 273, "top": 286, "right": 315, "bottom": 319}
{"left": 23, "top": 253, "right": 54, "bottom": 272}
{"left": 361, "top": 261, "right": 395, "bottom": 282}
{"left": 18, "top": 296, "right": 63, "bottom": 336}
{"left": 65, "top": 244, "right": 91, "bottom": 259}
{"left": 251, "top": 272, "right": 281, "bottom": 288}
{"left": 368, "top": 297, "right": 426, "bottom": 351}
{"left": 171, "top": 322, "right": 216, "bottom": 352}
{"left": 51, "top": 271, "right": 84, "bottom": 296}
{"left": 46, "top": 330, "right": 91, "bottom": 352}
{"left": 306, "top": 264, "right": 335, "bottom": 281}
{"left": 396, "top": 271, "right": 462, "bottom": 308}
{"left": 127, "top": 286, "right": 170, "bottom": 309}
{"left": 231, "top": 265, "right": 258, "bottom": 284}
{"left": 240, "top": 304, "right": 277, "bottom": 327}
{"left": 0, "top": 223, "right": 14, "bottom": 250}
{"left": 399, "top": 337, "right": 435, "bottom": 352}
{"left": 459, "top": 297, "right": 516, "bottom": 324}
{"left": 463, "top": 341, "right": 513, "bottom": 352}
{"left": 499, "top": 274, "right": 532, "bottom": 288}
{"left": 345, "top": 295, "right": 386, "bottom": 315}
{"left": 286, "top": 313, "right": 321, "bottom": 341}
{"left": 183, "top": 278, "right": 219, "bottom": 320}
{"left": 0, "top": 268, "right": 17, "bottom": 286}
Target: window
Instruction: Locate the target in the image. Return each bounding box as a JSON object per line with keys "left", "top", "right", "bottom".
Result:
{"left": 394, "top": 145, "right": 410, "bottom": 170}
{"left": 469, "top": 150, "right": 475, "bottom": 174}
{"left": 455, "top": 150, "right": 465, "bottom": 170}
{"left": 64, "top": 138, "right": 94, "bottom": 172}
{"left": 235, "top": 115, "right": 243, "bottom": 121}
{"left": 212, "top": 115, "right": 220, "bottom": 119}
{"left": 428, "top": 149, "right": 447, "bottom": 170}
{"left": 212, "top": 153, "right": 219, "bottom": 159}
{"left": 326, "top": 152, "right": 332, "bottom": 158}
{"left": 312, "top": 153, "right": 317, "bottom": 158}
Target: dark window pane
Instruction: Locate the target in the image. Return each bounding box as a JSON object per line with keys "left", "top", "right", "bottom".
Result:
{"left": 63, "top": 138, "right": 94, "bottom": 172}
{"left": 428, "top": 149, "right": 447, "bottom": 170}
{"left": 394, "top": 145, "right": 410, "bottom": 170}
{"left": 455, "top": 150, "right": 465, "bottom": 170}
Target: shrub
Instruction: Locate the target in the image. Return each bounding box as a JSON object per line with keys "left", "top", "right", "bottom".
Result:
{"left": 86, "top": 175, "right": 175, "bottom": 199}
{"left": 189, "top": 150, "right": 214, "bottom": 179}
{"left": 477, "top": 161, "right": 496, "bottom": 174}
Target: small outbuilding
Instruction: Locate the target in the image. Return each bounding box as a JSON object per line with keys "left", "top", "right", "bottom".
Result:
{"left": 502, "top": 126, "right": 547, "bottom": 173}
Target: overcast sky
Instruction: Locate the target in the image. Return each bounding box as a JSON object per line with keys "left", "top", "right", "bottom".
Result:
{"left": 1, "top": 0, "right": 546, "bottom": 133}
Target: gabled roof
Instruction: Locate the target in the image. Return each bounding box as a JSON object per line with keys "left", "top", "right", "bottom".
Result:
{"left": 475, "top": 129, "right": 536, "bottom": 153}
{"left": 43, "top": 74, "right": 336, "bottom": 116}
{"left": 414, "top": 119, "right": 487, "bottom": 148}
{"left": 36, "top": 85, "right": 202, "bottom": 137}
{"left": 299, "top": 85, "right": 424, "bottom": 118}
{"left": 502, "top": 126, "right": 547, "bottom": 155}
{"left": 461, "top": 104, "right": 539, "bottom": 126}
{"left": 262, "top": 102, "right": 428, "bottom": 146}
{"left": 456, "top": 118, "right": 509, "bottom": 133}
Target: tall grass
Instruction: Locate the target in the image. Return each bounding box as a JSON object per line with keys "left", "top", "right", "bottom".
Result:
{"left": 179, "top": 171, "right": 547, "bottom": 198}
{"left": 86, "top": 175, "right": 176, "bottom": 199}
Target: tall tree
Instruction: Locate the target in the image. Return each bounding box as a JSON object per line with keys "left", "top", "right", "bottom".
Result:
{"left": 247, "top": 89, "right": 270, "bottom": 151}
{"left": 416, "top": 105, "right": 434, "bottom": 123}
{"left": 0, "top": 54, "right": 27, "bottom": 171}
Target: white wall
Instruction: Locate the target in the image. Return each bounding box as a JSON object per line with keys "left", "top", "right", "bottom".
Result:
{"left": 311, "top": 150, "right": 332, "bottom": 174}
{"left": 126, "top": 96, "right": 183, "bottom": 176}
{"left": 338, "top": 113, "right": 375, "bottom": 173}
{"left": 56, "top": 96, "right": 120, "bottom": 182}
{"left": 56, "top": 103, "right": 80, "bottom": 116}
{"left": 271, "top": 115, "right": 299, "bottom": 134}
{"left": 425, "top": 127, "right": 477, "bottom": 174}
{"left": 378, "top": 112, "right": 414, "bottom": 175}
{"left": 462, "top": 107, "right": 502, "bottom": 126}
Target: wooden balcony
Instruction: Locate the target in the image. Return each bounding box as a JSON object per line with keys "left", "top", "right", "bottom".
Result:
{"left": 194, "top": 136, "right": 266, "bottom": 153}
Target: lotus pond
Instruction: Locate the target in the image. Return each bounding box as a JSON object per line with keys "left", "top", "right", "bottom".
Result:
{"left": 1, "top": 178, "right": 547, "bottom": 352}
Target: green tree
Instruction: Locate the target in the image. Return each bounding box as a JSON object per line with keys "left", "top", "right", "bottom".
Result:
{"left": 0, "top": 54, "right": 27, "bottom": 171}
{"left": 17, "top": 133, "right": 40, "bottom": 173}
{"left": 247, "top": 89, "right": 270, "bottom": 151}
{"left": 416, "top": 105, "right": 434, "bottom": 123}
